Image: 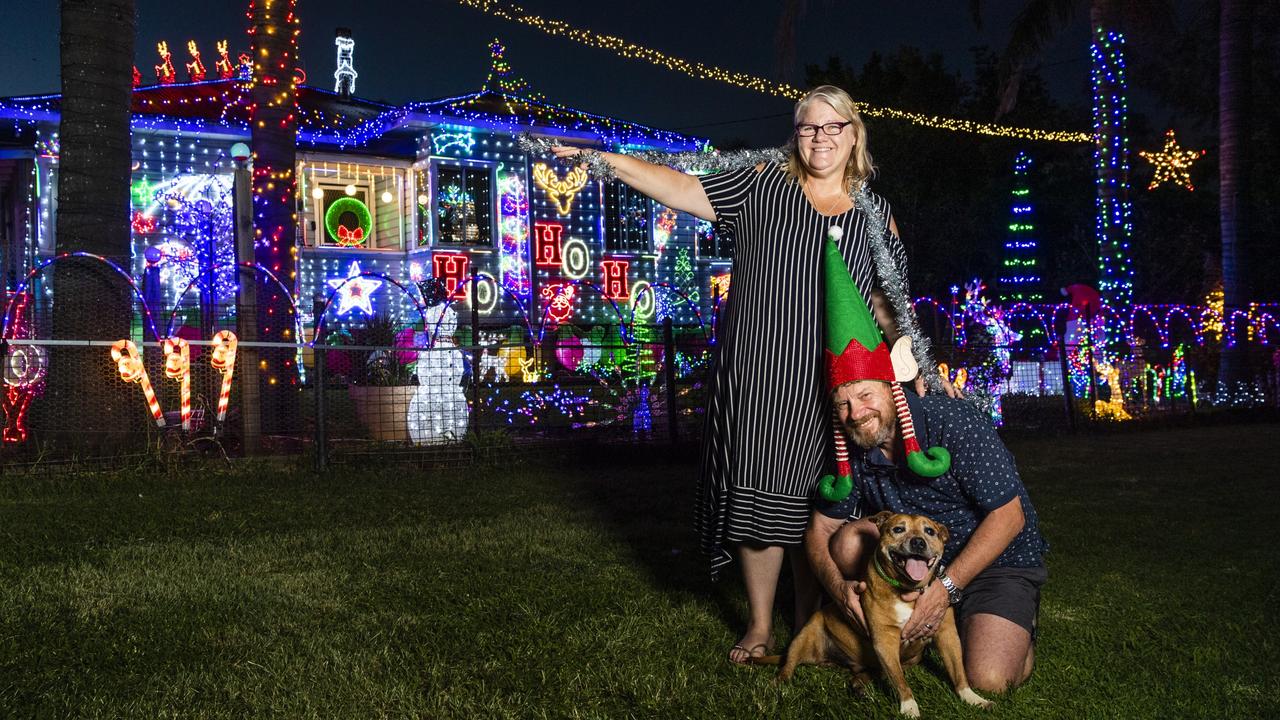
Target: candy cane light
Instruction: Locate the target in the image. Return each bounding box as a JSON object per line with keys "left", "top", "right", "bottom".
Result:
{"left": 111, "top": 339, "right": 165, "bottom": 426}
{"left": 163, "top": 336, "right": 192, "bottom": 430}
{"left": 209, "top": 330, "right": 238, "bottom": 425}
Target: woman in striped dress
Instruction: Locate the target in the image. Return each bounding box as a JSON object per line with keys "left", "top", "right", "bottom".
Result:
{"left": 553, "top": 85, "right": 941, "bottom": 664}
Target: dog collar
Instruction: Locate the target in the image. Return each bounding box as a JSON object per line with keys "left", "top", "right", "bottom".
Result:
{"left": 873, "top": 553, "right": 931, "bottom": 593}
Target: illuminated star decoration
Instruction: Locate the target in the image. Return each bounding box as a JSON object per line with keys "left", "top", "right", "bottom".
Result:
{"left": 327, "top": 261, "right": 383, "bottom": 317}
{"left": 1138, "top": 129, "right": 1206, "bottom": 191}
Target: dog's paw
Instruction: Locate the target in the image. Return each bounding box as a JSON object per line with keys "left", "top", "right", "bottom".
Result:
{"left": 898, "top": 698, "right": 921, "bottom": 718}
{"left": 959, "top": 687, "right": 993, "bottom": 709}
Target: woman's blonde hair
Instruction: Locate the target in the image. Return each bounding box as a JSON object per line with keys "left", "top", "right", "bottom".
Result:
{"left": 784, "top": 85, "right": 875, "bottom": 191}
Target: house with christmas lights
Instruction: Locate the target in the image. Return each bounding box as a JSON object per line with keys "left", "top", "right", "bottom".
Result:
{"left": 0, "top": 41, "right": 730, "bottom": 358}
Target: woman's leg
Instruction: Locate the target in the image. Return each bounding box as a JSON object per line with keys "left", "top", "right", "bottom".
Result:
{"left": 729, "top": 543, "right": 784, "bottom": 663}
{"left": 787, "top": 544, "right": 822, "bottom": 632}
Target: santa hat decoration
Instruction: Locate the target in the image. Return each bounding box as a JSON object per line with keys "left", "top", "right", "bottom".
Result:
{"left": 818, "top": 236, "right": 951, "bottom": 502}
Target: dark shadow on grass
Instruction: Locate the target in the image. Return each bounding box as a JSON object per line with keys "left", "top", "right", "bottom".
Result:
{"left": 531, "top": 439, "right": 805, "bottom": 646}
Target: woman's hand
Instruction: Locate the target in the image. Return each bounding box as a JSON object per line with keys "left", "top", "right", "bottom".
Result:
{"left": 550, "top": 145, "right": 589, "bottom": 160}
{"left": 914, "top": 370, "right": 963, "bottom": 399}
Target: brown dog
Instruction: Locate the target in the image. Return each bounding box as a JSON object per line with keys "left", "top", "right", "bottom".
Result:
{"left": 757, "top": 511, "right": 991, "bottom": 717}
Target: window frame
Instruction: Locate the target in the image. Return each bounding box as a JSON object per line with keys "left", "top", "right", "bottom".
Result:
{"left": 309, "top": 182, "right": 388, "bottom": 250}
{"left": 696, "top": 219, "right": 734, "bottom": 260}
{"left": 602, "top": 180, "right": 653, "bottom": 255}
{"left": 430, "top": 158, "right": 497, "bottom": 249}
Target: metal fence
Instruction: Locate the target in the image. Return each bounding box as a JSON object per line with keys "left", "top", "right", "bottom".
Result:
{"left": 3, "top": 318, "right": 1278, "bottom": 468}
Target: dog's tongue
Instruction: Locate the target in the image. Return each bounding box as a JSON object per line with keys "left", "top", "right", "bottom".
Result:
{"left": 905, "top": 558, "right": 930, "bottom": 582}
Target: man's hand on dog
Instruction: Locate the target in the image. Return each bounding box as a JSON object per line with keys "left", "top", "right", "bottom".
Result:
{"left": 836, "top": 579, "right": 870, "bottom": 632}
{"left": 901, "top": 582, "right": 948, "bottom": 643}
{"left": 839, "top": 580, "right": 925, "bottom": 635}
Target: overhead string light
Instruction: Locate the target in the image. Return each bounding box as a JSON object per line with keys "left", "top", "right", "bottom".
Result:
{"left": 456, "top": 0, "right": 1090, "bottom": 143}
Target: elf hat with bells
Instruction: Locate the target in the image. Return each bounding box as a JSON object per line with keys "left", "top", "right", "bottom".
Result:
{"left": 818, "top": 237, "right": 951, "bottom": 502}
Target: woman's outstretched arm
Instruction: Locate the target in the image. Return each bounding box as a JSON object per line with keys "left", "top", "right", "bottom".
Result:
{"left": 550, "top": 146, "right": 716, "bottom": 221}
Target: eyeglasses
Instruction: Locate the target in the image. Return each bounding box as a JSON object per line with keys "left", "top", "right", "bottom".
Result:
{"left": 795, "top": 121, "right": 852, "bottom": 137}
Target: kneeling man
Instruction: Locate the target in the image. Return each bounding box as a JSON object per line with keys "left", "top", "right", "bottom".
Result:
{"left": 807, "top": 238, "right": 1048, "bottom": 692}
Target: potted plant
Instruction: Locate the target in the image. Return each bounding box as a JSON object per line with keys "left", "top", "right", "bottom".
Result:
{"left": 341, "top": 314, "right": 417, "bottom": 442}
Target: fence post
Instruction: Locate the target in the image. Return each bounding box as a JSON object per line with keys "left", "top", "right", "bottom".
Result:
{"left": 0, "top": 338, "right": 7, "bottom": 460}
{"left": 1058, "top": 335, "right": 1076, "bottom": 432}
{"left": 469, "top": 275, "right": 481, "bottom": 414}
{"left": 313, "top": 297, "right": 327, "bottom": 472}
{"left": 1186, "top": 368, "right": 1197, "bottom": 416}
{"left": 1085, "top": 308, "right": 1099, "bottom": 413}
{"left": 663, "top": 317, "right": 679, "bottom": 443}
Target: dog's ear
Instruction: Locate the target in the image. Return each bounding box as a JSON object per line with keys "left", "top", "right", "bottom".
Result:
{"left": 931, "top": 520, "right": 950, "bottom": 544}
{"left": 869, "top": 511, "right": 896, "bottom": 532}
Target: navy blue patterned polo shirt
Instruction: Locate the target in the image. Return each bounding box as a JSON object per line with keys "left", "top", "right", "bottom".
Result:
{"left": 817, "top": 391, "right": 1048, "bottom": 568}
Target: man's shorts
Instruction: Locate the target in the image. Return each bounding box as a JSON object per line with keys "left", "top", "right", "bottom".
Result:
{"left": 956, "top": 565, "right": 1047, "bottom": 642}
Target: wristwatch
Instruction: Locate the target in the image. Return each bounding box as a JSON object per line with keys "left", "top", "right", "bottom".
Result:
{"left": 938, "top": 572, "right": 963, "bottom": 606}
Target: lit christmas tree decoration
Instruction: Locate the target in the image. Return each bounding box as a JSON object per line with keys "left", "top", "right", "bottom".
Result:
{"left": 1138, "top": 129, "right": 1205, "bottom": 191}
{"left": 996, "top": 151, "right": 1042, "bottom": 302}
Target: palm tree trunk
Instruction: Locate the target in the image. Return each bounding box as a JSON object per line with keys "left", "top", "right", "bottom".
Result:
{"left": 42, "top": 0, "right": 136, "bottom": 450}
{"left": 1089, "top": 12, "right": 1133, "bottom": 357}
{"left": 1217, "top": 0, "right": 1250, "bottom": 389}
{"left": 248, "top": 0, "right": 300, "bottom": 432}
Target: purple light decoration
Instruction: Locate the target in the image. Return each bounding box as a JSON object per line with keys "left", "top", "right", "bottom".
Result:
{"left": 497, "top": 166, "right": 531, "bottom": 300}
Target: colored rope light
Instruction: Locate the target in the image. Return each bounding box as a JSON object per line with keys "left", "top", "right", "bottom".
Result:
{"left": 601, "top": 259, "right": 630, "bottom": 300}
{"left": 185, "top": 41, "right": 207, "bottom": 82}
{"left": 111, "top": 340, "right": 165, "bottom": 427}
{"left": 209, "top": 330, "right": 238, "bottom": 425}
{"left": 532, "top": 162, "right": 588, "bottom": 215}
{"left": 215, "top": 40, "right": 236, "bottom": 79}
{"left": 155, "top": 41, "right": 177, "bottom": 84}
{"left": 454, "top": 0, "right": 1090, "bottom": 143}
{"left": 163, "top": 336, "right": 192, "bottom": 430}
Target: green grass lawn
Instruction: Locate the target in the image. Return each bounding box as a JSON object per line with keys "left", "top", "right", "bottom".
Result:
{"left": 2, "top": 425, "right": 1278, "bottom": 718}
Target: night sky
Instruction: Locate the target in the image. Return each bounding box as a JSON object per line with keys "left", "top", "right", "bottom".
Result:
{"left": 0, "top": 1, "right": 1099, "bottom": 147}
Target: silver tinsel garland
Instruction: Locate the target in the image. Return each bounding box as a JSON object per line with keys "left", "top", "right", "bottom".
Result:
{"left": 517, "top": 133, "right": 943, "bottom": 394}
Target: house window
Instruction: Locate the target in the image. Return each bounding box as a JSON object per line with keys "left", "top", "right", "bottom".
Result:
{"left": 603, "top": 181, "right": 651, "bottom": 254}
{"left": 696, "top": 219, "right": 734, "bottom": 260}
{"left": 434, "top": 162, "right": 493, "bottom": 246}
{"left": 313, "top": 185, "right": 381, "bottom": 249}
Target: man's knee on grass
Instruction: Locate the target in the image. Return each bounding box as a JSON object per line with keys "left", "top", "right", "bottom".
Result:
{"left": 962, "top": 613, "right": 1035, "bottom": 692}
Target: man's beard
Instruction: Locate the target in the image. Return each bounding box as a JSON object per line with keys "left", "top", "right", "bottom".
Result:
{"left": 845, "top": 410, "right": 895, "bottom": 450}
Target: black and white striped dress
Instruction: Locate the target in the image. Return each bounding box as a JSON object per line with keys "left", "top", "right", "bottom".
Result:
{"left": 695, "top": 161, "right": 910, "bottom": 578}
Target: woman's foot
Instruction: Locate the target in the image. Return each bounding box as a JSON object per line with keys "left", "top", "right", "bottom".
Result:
{"left": 728, "top": 631, "right": 773, "bottom": 664}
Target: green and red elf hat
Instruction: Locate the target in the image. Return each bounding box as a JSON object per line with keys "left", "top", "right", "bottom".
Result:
{"left": 818, "top": 236, "right": 951, "bottom": 502}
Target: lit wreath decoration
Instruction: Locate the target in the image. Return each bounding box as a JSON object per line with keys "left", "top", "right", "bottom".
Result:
{"left": 324, "top": 196, "right": 372, "bottom": 247}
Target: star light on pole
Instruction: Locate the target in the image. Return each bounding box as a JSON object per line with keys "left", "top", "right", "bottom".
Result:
{"left": 327, "top": 261, "right": 383, "bottom": 317}
{"left": 1138, "top": 129, "right": 1206, "bottom": 191}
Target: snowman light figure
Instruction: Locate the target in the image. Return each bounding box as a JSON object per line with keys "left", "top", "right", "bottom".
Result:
{"left": 407, "top": 278, "right": 470, "bottom": 444}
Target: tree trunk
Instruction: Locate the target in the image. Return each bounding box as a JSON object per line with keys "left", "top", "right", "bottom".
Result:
{"left": 248, "top": 0, "right": 300, "bottom": 433}
{"left": 1089, "top": 14, "right": 1134, "bottom": 358}
{"left": 1217, "top": 0, "right": 1251, "bottom": 389}
{"left": 41, "top": 0, "right": 137, "bottom": 451}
